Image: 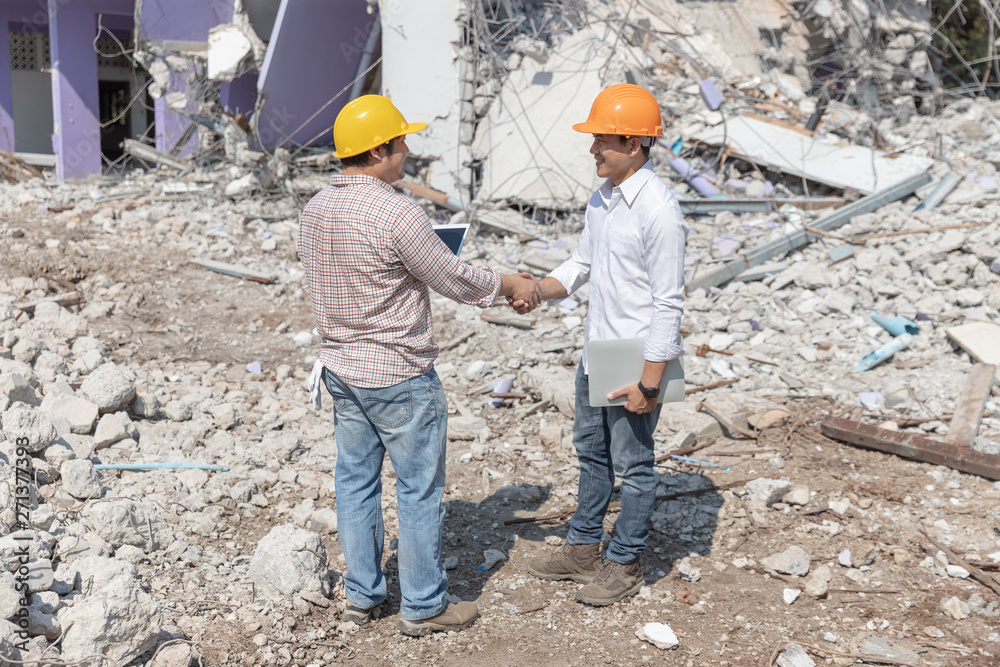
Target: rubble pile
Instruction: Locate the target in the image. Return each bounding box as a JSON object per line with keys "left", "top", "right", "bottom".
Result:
{"left": 0, "top": 1, "right": 998, "bottom": 666}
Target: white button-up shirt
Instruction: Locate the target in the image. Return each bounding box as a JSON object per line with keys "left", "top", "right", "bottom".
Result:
{"left": 549, "top": 160, "right": 689, "bottom": 373}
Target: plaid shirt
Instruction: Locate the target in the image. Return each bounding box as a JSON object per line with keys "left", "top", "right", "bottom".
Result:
{"left": 298, "top": 174, "right": 500, "bottom": 388}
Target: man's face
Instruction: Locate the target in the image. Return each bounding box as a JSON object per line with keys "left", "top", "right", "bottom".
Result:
{"left": 381, "top": 136, "right": 409, "bottom": 183}
{"left": 590, "top": 134, "right": 641, "bottom": 182}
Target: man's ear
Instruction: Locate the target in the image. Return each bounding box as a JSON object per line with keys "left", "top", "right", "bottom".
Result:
{"left": 630, "top": 137, "right": 644, "bottom": 157}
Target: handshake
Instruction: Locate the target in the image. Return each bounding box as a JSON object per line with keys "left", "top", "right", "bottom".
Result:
{"left": 502, "top": 272, "right": 543, "bottom": 315}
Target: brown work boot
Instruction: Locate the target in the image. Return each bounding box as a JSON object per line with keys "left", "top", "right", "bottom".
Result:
{"left": 575, "top": 558, "right": 644, "bottom": 606}
{"left": 526, "top": 542, "right": 601, "bottom": 584}
{"left": 397, "top": 601, "right": 479, "bottom": 636}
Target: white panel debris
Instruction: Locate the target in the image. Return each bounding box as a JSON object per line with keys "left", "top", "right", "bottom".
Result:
{"left": 693, "top": 116, "right": 933, "bottom": 194}
{"left": 207, "top": 24, "right": 253, "bottom": 81}
{"left": 473, "top": 28, "right": 610, "bottom": 209}
{"left": 380, "top": 0, "right": 472, "bottom": 199}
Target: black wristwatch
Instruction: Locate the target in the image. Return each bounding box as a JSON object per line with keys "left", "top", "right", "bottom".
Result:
{"left": 637, "top": 380, "right": 659, "bottom": 400}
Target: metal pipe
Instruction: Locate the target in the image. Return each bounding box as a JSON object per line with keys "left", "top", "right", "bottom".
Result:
{"left": 349, "top": 17, "right": 381, "bottom": 101}
{"left": 913, "top": 173, "right": 959, "bottom": 212}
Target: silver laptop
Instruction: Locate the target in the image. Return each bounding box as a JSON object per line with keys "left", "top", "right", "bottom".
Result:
{"left": 587, "top": 337, "right": 685, "bottom": 408}
{"left": 433, "top": 223, "right": 471, "bottom": 256}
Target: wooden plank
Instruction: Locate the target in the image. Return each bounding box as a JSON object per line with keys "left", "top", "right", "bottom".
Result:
{"left": 945, "top": 364, "right": 997, "bottom": 446}
{"left": 187, "top": 259, "right": 276, "bottom": 284}
{"left": 820, "top": 416, "right": 1000, "bottom": 481}
{"left": 14, "top": 291, "right": 82, "bottom": 313}
{"left": 697, "top": 400, "right": 757, "bottom": 439}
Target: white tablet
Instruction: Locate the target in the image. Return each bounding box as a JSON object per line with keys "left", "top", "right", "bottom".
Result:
{"left": 586, "top": 337, "right": 685, "bottom": 408}
{"left": 433, "top": 224, "right": 471, "bottom": 256}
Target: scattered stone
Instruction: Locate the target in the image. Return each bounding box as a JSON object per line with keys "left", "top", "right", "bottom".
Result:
{"left": 676, "top": 561, "right": 701, "bottom": 582}
{"left": 248, "top": 524, "right": 332, "bottom": 598}
{"left": 60, "top": 459, "right": 102, "bottom": 499}
{"left": 0, "top": 372, "right": 36, "bottom": 410}
{"left": 856, "top": 636, "right": 920, "bottom": 665}
{"left": 776, "top": 643, "right": 815, "bottom": 667}
{"left": 782, "top": 487, "right": 810, "bottom": 506}
{"left": 762, "top": 546, "right": 811, "bottom": 577}
{"left": 39, "top": 393, "right": 98, "bottom": 435}
{"left": 804, "top": 565, "right": 832, "bottom": 598}
{"left": 636, "top": 622, "right": 678, "bottom": 650}
{"left": 79, "top": 363, "right": 136, "bottom": 413}
{"left": 783, "top": 588, "right": 801, "bottom": 605}
{"left": 148, "top": 642, "right": 194, "bottom": 667}
{"left": 0, "top": 403, "right": 57, "bottom": 452}
{"left": 59, "top": 574, "right": 162, "bottom": 666}
{"left": 941, "top": 595, "right": 970, "bottom": 620}
{"left": 80, "top": 500, "right": 174, "bottom": 551}
{"left": 448, "top": 416, "right": 488, "bottom": 441}
{"left": 443, "top": 556, "right": 459, "bottom": 570}
{"left": 745, "top": 478, "right": 792, "bottom": 507}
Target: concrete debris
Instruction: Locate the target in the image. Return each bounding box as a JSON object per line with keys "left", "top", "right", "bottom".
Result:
{"left": 636, "top": 622, "right": 679, "bottom": 650}
{"left": 856, "top": 636, "right": 921, "bottom": 665}
{"left": 0, "top": 0, "right": 997, "bottom": 663}
{"left": 59, "top": 574, "right": 162, "bottom": 667}
{"left": 762, "top": 546, "right": 811, "bottom": 577}
{"left": 777, "top": 643, "right": 815, "bottom": 667}
{"left": 248, "top": 524, "right": 331, "bottom": 599}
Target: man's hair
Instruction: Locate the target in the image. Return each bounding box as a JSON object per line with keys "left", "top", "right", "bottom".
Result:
{"left": 340, "top": 138, "right": 397, "bottom": 168}
{"left": 618, "top": 135, "right": 652, "bottom": 160}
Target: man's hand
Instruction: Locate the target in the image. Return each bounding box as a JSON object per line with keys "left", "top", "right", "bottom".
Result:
{"left": 506, "top": 272, "right": 541, "bottom": 314}
{"left": 607, "top": 383, "right": 657, "bottom": 414}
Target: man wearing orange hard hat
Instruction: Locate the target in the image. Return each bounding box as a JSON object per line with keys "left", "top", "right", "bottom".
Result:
{"left": 514, "top": 84, "right": 690, "bottom": 605}
{"left": 298, "top": 95, "right": 541, "bottom": 635}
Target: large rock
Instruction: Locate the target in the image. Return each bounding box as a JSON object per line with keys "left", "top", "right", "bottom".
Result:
{"left": 762, "top": 546, "right": 811, "bottom": 577}
{"left": 447, "top": 416, "right": 488, "bottom": 441}
{"left": 527, "top": 366, "right": 577, "bottom": 418}
{"left": 79, "top": 500, "right": 173, "bottom": 551}
{"left": 92, "top": 412, "right": 136, "bottom": 449}
{"left": 777, "top": 643, "right": 815, "bottom": 667}
{"left": 39, "top": 393, "right": 98, "bottom": 435}
{"left": 0, "top": 403, "right": 57, "bottom": 452}
{"left": 79, "top": 363, "right": 135, "bottom": 414}
{"left": 57, "top": 555, "right": 138, "bottom": 595}
{"left": 745, "top": 478, "right": 792, "bottom": 507}
{"left": 856, "top": 637, "right": 920, "bottom": 665}
{"left": 804, "top": 564, "right": 832, "bottom": 598}
{"left": 61, "top": 459, "right": 102, "bottom": 499}
{"left": 31, "top": 301, "right": 88, "bottom": 340}
{"left": 248, "top": 524, "right": 331, "bottom": 598}
{"left": 0, "top": 571, "right": 20, "bottom": 619}
{"left": 58, "top": 574, "right": 162, "bottom": 667}
{"left": 0, "top": 372, "right": 36, "bottom": 411}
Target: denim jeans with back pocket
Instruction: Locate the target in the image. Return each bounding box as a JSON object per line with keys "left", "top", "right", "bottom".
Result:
{"left": 322, "top": 367, "right": 449, "bottom": 621}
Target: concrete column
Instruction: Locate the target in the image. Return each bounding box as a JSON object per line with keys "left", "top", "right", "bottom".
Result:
{"left": 153, "top": 62, "right": 198, "bottom": 157}
{"left": 48, "top": 2, "right": 101, "bottom": 180}
{"left": 0, "top": 11, "right": 15, "bottom": 152}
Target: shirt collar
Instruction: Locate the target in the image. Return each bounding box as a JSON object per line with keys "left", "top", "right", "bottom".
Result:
{"left": 330, "top": 173, "right": 395, "bottom": 193}
{"left": 599, "top": 160, "right": 656, "bottom": 207}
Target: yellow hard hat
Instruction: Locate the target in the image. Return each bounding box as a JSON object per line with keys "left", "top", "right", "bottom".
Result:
{"left": 333, "top": 95, "right": 427, "bottom": 159}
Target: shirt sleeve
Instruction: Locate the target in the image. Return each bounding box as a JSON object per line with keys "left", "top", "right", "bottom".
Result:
{"left": 392, "top": 203, "right": 501, "bottom": 308}
{"left": 548, "top": 214, "right": 593, "bottom": 295}
{"left": 643, "top": 199, "right": 689, "bottom": 362}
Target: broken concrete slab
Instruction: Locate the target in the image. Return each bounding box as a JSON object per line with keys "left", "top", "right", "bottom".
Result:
{"left": 474, "top": 28, "right": 607, "bottom": 209}
{"left": 946, "top": 322, "right": 1000, "bottom": 364}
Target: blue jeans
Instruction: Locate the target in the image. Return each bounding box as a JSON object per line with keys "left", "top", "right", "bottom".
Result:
{"left": 322, "top": 367, "right": 449, "bottom": 621}
{"left": 567, "top": 361, "right": 662, "bottom": 564}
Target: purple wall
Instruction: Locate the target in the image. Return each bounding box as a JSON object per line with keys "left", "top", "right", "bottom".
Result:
{"left": 0, "top": 12, "right": 14, "bottom": 152}
{"left": 255, "top": 0, "right": 373, "bottom": 148}
{"left": 139, "top": 0, "right": 233, "bottom": 43}
{"left": 220, "top": 71, "right": 258, "bottom": 116}
{"left": 49, "top": 3, "right": 101, "bottom": 180}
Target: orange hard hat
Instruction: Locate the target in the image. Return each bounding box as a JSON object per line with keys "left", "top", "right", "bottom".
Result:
{"left": 572, "top": 84, "right": 664, "bottom": 137}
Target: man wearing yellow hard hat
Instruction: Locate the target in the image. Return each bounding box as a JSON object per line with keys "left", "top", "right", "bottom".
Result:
{"left": 514, "top": 84, "right": 690, "bottom": 605}
{"left": 297, "top": 95, "right": 541, "bottom": 635}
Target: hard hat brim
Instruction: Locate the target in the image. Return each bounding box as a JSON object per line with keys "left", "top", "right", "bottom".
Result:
{"left": 572, "top": 121, "right": 664, "bottom": 137}
{"left": 333, "top": 121, "right": 429, "bottom": 159}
